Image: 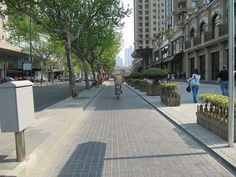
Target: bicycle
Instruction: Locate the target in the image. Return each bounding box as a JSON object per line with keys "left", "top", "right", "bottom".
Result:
{"left": 115, "top": 85, "right": 121, "bottom": 99}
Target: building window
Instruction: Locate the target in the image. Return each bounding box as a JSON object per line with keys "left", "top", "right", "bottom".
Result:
{"left": 212, "top": 14, "right": 218, "bottom": 38}
{"left": 161, "top": 45, "right": 170, "bottom": 59}
{"left": 190, "top": 28, "right": 195, "bottom": 38}
{"left": 192, "top": 0, "right": 197, "bottom": 8}
{"left": 200, "top": 22, "right": 206, "bottom": 34}
{"left": 145, "top": 34, "right": 149, "bottom": 38}
{"left": 172, "top": 37, "right": 184, "bottom": 55}
{"left": 2, "top": 35, "right": 4, "bottom": 40}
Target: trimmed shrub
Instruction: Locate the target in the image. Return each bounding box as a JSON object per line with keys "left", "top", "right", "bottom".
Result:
{"left": 160, "top": 83, "right": 178, "bottom": 95}
{"left": 198, "top": 94, "right": 235, "bottom": 109}
{"left": 143, "top": 68, "right": 167, "bottom": 80}
{"left": 129, "top": 72, "right": 142, "bottom": 79}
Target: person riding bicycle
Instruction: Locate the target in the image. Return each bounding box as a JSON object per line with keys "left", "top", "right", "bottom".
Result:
{"left": 114, "top": 73, "right": 124, "bottom": 94}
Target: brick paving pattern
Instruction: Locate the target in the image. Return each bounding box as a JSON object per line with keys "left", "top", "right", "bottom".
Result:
{"left": 29, "top": 83, "right": 236, "bottom": 177}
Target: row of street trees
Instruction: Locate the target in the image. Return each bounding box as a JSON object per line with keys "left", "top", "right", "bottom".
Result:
{"left": 0, "top": 0, "right": 130, "bottom": 97}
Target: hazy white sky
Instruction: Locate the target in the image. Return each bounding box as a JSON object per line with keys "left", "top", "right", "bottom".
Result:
{"left": 119, "top": 0, "right": 134, "bottom": 58}
{"left": 121, "top": 0, "right": 134, "bottom": 48}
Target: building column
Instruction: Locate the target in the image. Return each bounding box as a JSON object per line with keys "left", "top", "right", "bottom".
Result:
{"left": 185, "top": 52, "right": 190, "bottom": 78}
{"left": 219, "top": 43, "right": 225, "bottom": 70}
{"left": 205, "top": 47, "right": 211, "bottom": 80}
{"left": 194, "top": 51, "right": 199, "bottom": 70}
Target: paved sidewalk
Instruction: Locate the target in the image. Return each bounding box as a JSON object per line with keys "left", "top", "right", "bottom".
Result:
{"left": 126, "top": 82, "right": 236, "bottom": 170}
{"left": 0, "top": 85, "right": 104, "bottom": 177}
{"left": 26, "top": 81, "right": 235, "bottom": 177}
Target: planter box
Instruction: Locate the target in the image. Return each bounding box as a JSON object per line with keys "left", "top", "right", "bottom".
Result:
{"left": 146, "top": 84, "right": 160, "bottom": 96}
{"left": 196, "top": 104, "right": 236, "bottom": 141}
{"left": 160, "top": 94, "right": 180, "bottom": 106}
{"left": 139, "top": 80, "right": 147, "bottom": 92}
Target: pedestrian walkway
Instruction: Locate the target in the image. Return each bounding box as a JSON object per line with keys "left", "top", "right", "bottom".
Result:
{"left": 26, "top": 81, "right": 235, "bottom": 177}
{"left": 0, "top": 85, "right": 104, "bottom": 177}
{"left": 126, "top": 82, "right": 236, "bottom": 170}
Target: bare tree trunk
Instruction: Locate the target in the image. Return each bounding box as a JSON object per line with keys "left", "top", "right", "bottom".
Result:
{"left": 77, "top": 52, "right": 90, "bottom": 89}
{"left": 50, "top": 69, "right": 54, "bottom": 84}
{"left": 65, "top": 35, "right": 78, "bottom": 97}
{"left": 90, "top": 62, "right": 96, "bottom": 81}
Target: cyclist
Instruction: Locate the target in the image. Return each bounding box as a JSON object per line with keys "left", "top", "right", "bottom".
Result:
{"left": 114, "top": 73, "right": 124, "bottom": 94}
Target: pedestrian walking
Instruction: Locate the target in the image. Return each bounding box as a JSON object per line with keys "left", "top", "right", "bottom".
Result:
{"left": 217, "top": 65, "right": 228, "bottom": 96}
{"left": 167, "top": 72, "right": 171, "bottom": 83}
{"left": 171, "top": 73, "right": 175, "bottom": 82}
{"left": 187, "top": 69, "right": 201, "bottom": 103}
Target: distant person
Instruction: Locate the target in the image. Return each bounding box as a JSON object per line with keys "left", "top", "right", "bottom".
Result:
{"left": 167, "top": 72, "right": 171, "bottom": 83}
{"left": 171, "top": 73, "right": 175, "bottom": 82}
{"left": 187, "top": 69, "right": 201, "bottom": 103}
{"left": 217, "top": 65, "right": 228, "bottom": 96}
{"left": 114, "top": 73, "right": 124, "bottom": 94}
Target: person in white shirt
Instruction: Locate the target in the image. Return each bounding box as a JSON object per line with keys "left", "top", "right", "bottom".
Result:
{"left": 191, "top": 69, "right": 201, "bottom": 103}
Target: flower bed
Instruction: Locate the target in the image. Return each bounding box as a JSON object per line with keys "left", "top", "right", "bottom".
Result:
{"left": 197, "top": 94, "right": 236, "bottom": 141}
{"left": 160, "top": 83, "right": 180, "bottom": 106}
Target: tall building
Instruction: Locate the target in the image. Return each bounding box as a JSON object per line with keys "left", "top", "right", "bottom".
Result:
{"left": 116, "top": 56, "right": 123, "bottom": 67}
{"left": 132, "top": 0, "right": 165, "bottom": 72}
{"left": 124, "top": 46, "right": 134, "bottom": 67}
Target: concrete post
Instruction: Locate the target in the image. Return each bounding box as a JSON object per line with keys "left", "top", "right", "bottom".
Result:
{"left": 15, "top": 130, "right": 26, "bottom": 162}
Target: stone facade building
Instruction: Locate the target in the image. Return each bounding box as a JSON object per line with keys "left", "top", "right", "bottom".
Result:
{"left": 132, "top": 0, "right": 165, "bottom": 72}
{"left": 132, "top": 0, "right": 233, "bottom": 81}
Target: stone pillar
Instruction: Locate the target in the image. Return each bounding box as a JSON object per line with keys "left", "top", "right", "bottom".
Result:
{"left": 205, "top": 47, "right": 211, "bottom": 80}
{"left": 185, "top": 52, "right": 190, "bottom": 78}
{"left": 219, "top": 43, "right": 225, "bottom": 70}
{"left": 194, "top": 51, "right": 199, "bottom": 70}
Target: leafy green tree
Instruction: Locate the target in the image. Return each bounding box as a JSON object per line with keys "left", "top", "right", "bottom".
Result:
{"left": 1, "top": 0, "right": 130, "bottom": 97}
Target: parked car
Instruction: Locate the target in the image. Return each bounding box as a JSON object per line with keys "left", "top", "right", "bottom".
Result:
{"left": 0, "top": 77, "right": 15, "bottom": 84}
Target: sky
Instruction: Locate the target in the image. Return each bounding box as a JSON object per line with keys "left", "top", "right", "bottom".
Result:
{"left": 119, "top": 0, "right": 134, "bottom": 59}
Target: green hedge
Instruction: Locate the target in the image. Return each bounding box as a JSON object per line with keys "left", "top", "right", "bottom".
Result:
{"left": 160, "top": 83, "right": 178, "bottom": 94}
{"left": 128, "top": 72, "right": 142, "bottom": 79}
{"left": 143, "top": 68, "right": 167, "bottom": 80}
{"left": 199, "top": 94, "right": 236, "bottom": 109}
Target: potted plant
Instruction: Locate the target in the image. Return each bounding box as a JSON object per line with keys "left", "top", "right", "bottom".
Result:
{"left": 143, "top": 68, "right": 167, "bottom": 96}
{"left": 128, "top": 72, "right": 142, "bottom": 87}
{"left": 160, "top": 83, "right": 180, "bottom": 106}
{"left": 197, "top": 94, "right": 236, "bottom": 141}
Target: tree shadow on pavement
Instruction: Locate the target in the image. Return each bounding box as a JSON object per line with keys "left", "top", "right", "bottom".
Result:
{"left": 58, "top": 141, "right": 106, "bottom": 177}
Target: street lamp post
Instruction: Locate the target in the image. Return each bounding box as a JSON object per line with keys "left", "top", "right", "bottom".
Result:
{"left": 29, "top": 17, "right": 32, "bottom": 80}
{"left": 228, "top": 0, "right": 235, "bottom": 147}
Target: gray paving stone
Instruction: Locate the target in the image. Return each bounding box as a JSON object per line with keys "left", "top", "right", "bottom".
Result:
{"left": 26, "top": 82, "right": 236, "bottom": 177}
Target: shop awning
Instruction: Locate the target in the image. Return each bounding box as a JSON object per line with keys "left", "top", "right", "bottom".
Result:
{"left": 161, "top": 53, "right": 183, "bottom": 64}
{"left": 151, "top": 59, "right": 164, "bottom": 67}
{"left": 131, "top": 48, "right": 153, "bottom": 58}
{"left": 162, "top": 56, "right": 174, "bottom": 64}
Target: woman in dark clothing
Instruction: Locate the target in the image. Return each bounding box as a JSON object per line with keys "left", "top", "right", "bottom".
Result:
{"left": 217, "top": 65, "right": 228, "bottom": 96}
